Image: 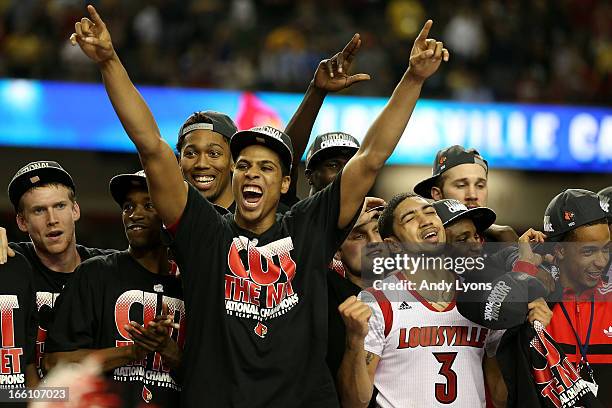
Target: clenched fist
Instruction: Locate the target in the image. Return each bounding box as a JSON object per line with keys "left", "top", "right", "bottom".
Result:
{"left": 339, "top": 296, "right": 372, "bottom": 342}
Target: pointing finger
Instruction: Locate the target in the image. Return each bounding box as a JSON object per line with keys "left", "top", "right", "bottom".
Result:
{"left": 87, "top": 4, "right": 106, "bottom": 29}
{"left": 416, "top": 20, "right": 433, "bottom": 43}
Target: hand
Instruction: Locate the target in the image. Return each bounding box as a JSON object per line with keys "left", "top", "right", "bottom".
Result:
{"left": 406, "top": 20, "right": 449, "bottom": 82}
{"left": 527, "top": 297, "right": 553, "bottom": 327}
{"left": 0, "top": 227, "right": 15, "bottom": 264}
{"left": 130, "top": 343, "right": 149, "bottom": 361}
{"left": 124, "top": 304, "right": 179, "bottom": 354}
{"left": 338, "top": 296, "right": 372, "bottom": 344}
{"left": 518, "top": 228, "right": 548, "bottom": 264}
{"left": 69, "top": 5, "right": 115, "bottom": 64}
{"left": 363, "top": 197, "right": 386, "bottom": 213}
{"left": 312, "top": 34, "right": 371, "bottom": 92}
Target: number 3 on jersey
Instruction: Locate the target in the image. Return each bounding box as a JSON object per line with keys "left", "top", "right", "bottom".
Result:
{"left": 433, "top": 352, "right": 458, "bottom": 404}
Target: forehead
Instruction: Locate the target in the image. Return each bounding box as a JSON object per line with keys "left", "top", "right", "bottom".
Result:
{"left": 446, "top": 218, "right": 477, "bottom": 235}
{"left": 237, "top": 144, "right": 282, "bottom": 166}
{"left": 573, "top": 223, "right": 610, "bottom": 243}
{"left": 353, "top": 211, "right": 381, "bottom": 231}
{"left": 124, "top": 188, "right": 150, "bottom": 202}
{"left": 444, "top": 163, "right": 487, "bottom": 182}
{"left": 21, "top": 184, "right": 72, "bottom": 206}
{"left": 395, "top": 196, "right": 431, "bottom": 217}
{"left": 182, "top": 129, "right": 227, "bottom": 149}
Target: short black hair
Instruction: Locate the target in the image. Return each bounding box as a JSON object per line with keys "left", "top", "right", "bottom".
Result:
{"left": 561, "top": 218, "right": 608, "bottom": 242}
{"left": 176, "top": 112, "right": 228, "bottom": 154}
{"left": 378, "top": 192, "right": 419, "bottom": 239}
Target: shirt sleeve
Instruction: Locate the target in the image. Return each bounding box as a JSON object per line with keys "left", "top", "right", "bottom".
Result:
{"left": 287, "top": 170, "right": 362, "bottom": 263}
{"left": 484, "top": 329, "right": 506, "bottom": 357}
{"left": 45, "top": 264, "right": 98, "bottom": 353}
{"left": 358, "top": 290, "right": 385, "bottom": 358}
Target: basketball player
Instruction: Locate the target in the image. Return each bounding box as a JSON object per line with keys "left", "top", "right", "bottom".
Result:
{"left": 70, "top": 6, "right": 448, "bottom": 406}
{"left": 337, "top": 193, "right": 507, "bottom": 407}
{"left": 45, "top": 171, "right": 184, "bottom": 407}
{"left": 2, "top": 161, "right": 114, "bottom": 378}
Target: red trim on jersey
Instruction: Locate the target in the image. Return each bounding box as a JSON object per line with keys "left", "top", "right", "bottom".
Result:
{"left": 164, "top": 215, "right": 181, "bottom": 236}
{"left": 512, "top": 260, "right": 538, "bottom": 277}
{"left": 395, "top": 272, "right": 456, "bottom": 312}
{"left": 365, "top": 287, "right": 393, "bottom": 337}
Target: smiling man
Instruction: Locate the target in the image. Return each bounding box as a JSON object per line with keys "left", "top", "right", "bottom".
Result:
{"left": 70, "top": 5, "right": 448, "bottom": 406}
{"left": 337, "top": 193, "right": 505, "bottom": 408}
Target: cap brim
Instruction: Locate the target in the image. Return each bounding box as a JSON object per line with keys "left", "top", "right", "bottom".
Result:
{"left": 230, "top": 131, "right": 293, "bottom": 171}
{"left": 441, "top": 207, "right": 497, "bottom": 232}
{"left": 109, "top": 174, "right": 148, "bottom": 207}
{"left": 306, "top": 146, "right": 359, "bottom": 170}
{"left": 413, "top": 176, "right": 438, "bottom": 199}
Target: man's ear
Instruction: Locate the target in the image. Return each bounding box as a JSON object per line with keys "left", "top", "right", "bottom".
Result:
{"left": 280, "top": 176, "right": 291, "bottom": 194}
{"left": 16, "top": 214, "right": 27, "bottom": 233}
{"left": 431, "top": 187, "right": 443, "bottom": 200}
{"left": 72, "top": 201, "right": 81, "bottom": 222}
{"left": 304, "top": 169, "right": 313, "bottom": 186}
{"left": 333, "top": 250, "right": 342, "bottom": 261}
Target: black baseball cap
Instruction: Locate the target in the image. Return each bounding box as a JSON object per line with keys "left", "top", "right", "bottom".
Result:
{"left": 178, "top": 111, "right": 237, "bottom": 141}
{"left": 230, "top": 126, "right": 294, "bottom": 171}
{"left": 543, "top": 189, "right": 609, "bottom": 242}
{"left": 305, "top": 132, "right": 360, "bottom": 170}
{"left": 109, "top": 170, "right": 148, "bottom": 208}
{"left": 414, "top": 145, "right": 488, "bottom": 198}
{"left": 433, "top": 199, "right": 496, "bottom": 232}
{"left": 598, "top": 186, "right": 612, "bottom": 222}
{"left": 8, "top": 161, "right": 76, "bottom": 209}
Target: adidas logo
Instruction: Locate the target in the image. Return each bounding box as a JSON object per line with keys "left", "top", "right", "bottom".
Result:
{"left": 399, "top": 301, "right": 412, "bottom": 310}
{"left": 604, "top": 326, "right": 612, "bottom": 338}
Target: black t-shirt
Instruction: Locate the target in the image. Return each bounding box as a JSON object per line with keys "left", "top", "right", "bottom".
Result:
{"left": 326, "top": 269, "right": 361, "bottom": 380}
{"left": 9, "top": 242, "right": 114, "bottom": 377}
{"left": 0, "top": 253, "right": 37, "bottom": 392}
{"left": 46, "top": 251, "right": 185, "bottom": 407}
{"left": 167, "top": 171, "right": 357, "bottom": 408}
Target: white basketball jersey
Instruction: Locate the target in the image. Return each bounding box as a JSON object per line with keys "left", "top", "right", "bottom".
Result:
{"left": 360, "top": 272, "right": 502, "bottom": 408}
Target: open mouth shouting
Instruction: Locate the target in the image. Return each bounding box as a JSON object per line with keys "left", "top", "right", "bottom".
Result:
{"left": 420, "top": 228, "right": 440, "bottom": 243}
{"left": 46, "top": 230, "right": 64, "bottom": 242}
{"left": 242, "top": 185, "right": 264, "bottom": 209}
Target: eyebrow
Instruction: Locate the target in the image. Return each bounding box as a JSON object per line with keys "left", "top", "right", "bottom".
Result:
{"left": 452, "top": 177, "right": 487, "bottom": 183}
{"left": 184, "top": 142, "right": 224, "bottom": 150}
{"left": 399, "top": 204, "right": 434, "bottom": 222}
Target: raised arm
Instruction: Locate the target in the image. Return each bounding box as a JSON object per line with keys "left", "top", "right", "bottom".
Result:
{"left": 338, "top": 20, "right": 449, "bottom": 229}
{"left": 70, "top": 5, "right": 186, "bottom": 225}
{"left": 284, "top": 34, "right": 370, "bottom": 196}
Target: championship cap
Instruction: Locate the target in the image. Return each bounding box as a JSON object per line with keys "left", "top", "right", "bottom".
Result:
{"left": 230, "top": 126, "right": 294, "bottom": 171}
{"left": 305, "top": 132, "right": 360, "bottom": 170}
{"left": 432, "top": 199, "right": 496, "bottom": 232}
{"left": 543, "top": 189, "right": 609, "bottom": 242}
{"left": 178, "top": 111, "right": 237, "bottom": 141}
{"left": 597, "top": 186, "right": 612, "bottom": 222}
{"left": 109, "top": 170, "right": 148, "bottom": 207}
{"left": 8, "top": 161, "right": 76, "bottom": 209}
{"left": 414, "top": 145, "right": 488, "bottom": 198}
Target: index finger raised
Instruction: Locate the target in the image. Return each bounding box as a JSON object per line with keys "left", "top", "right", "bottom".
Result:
{"left": 87, "top": 4, "right": 106, "bottom": 28}
{"left": 416, "top": 20, "right": 433, "bottom": 42}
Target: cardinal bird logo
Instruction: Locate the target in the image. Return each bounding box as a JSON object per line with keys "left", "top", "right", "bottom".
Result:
{"left": 142, "top": 385, "right": 153, "bottom": 403}
{"left": 254, "top": 322, "right": 268, "bottom": 338}
{"left": 438, "top": 156, "right": 447, "bottom": 165}
{"left": 563, "top": 211, "right": 575, "bottom": 222}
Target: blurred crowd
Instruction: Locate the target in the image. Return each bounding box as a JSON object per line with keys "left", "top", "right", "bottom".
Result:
{"left": 1, "top": 0, "right": 610, "bottom": 104}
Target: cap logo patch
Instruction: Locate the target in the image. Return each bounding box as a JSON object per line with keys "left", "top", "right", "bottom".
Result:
{"left": 543, "top": 216, "right": 554, "bottom": 233}
{"left": 439, "top": 156, "right": 447, "bottom": 165}
{"left": 601, "top": 196, "right": 610, "bottom": 213}
{"left": 444, "top": 200, "right": 467, "bottom": 213}
{"left": 563, "top": 211, "right": 575, "bottom": 222}
{"left": 29, "top": 176, "right": 40, "bottom": 184}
